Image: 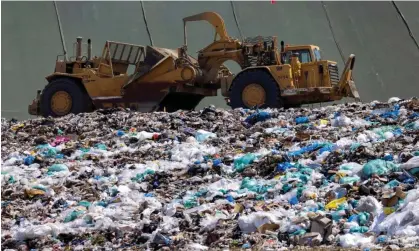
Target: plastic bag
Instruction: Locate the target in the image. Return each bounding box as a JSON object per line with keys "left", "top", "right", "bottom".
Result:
{"left": 245, "top": 111, "right": 271, "bottom": 125}
{"left": 160, "top": 216, "right": 179, "bottom": 233}
{"left": 339, "top": 162, "right": 363, "bottom": 176}
{"left": 295, "top": 116, "right": 309, "bottom": 124}
{"left": 325, "top": 197, "right": 347, "bottom": 210}
{"left": 234, "top": 154, "right": 256, "bottom": 172}
{"left": 47, "top": 164, "right": 69, "bottom": 175}
{"left": 339, "top": 176, "right": 360, "bottom": 185}
{"left": 277, "top": 162, "right": 293, "bottom": 172}
{"left": 238, "top": 211, "right": 280, "bottom": 233}
{"left": 240, "top": 177, "right": 270, "bottom": 194}
{"left": 15, "top": 224, "right": 62, "bottom": 240}
{"left": 24, "top": 155, "right": 35, "bottom": 165}
{"left": 400, "top": 156, "right": 419, "bottom": 171}
{"left": 64, "top": 210, "right": 85, "bottom": 223}
{"left": 362, "top": 159, "right": 400, "bottom": 177}
{"left": 288, "top": 142, "right": 326, "bottom": 157}
{"left": 376, "top": 189, "right": 419, "bottom": 236}
{"left": 331, "top": 114, "right": 351, "bottom": 127}
{"left": 356, "top": 196, "right": 382, "bottom": 217}
{"left": 339, "top": 233, "right": 374, "bottom": 248}
{"left": 186, "top": 243, "right": 209, "bottom": 250}
{"left": 195, "top": 130, "right": 217, "bottom": 143}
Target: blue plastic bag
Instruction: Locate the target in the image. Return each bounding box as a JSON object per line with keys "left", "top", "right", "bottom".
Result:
{"left": 226, "top": 195, "right": 235, "bottom": 203}
{"left": 277, "top": 162, "right": 293, "bottom": 172}
{"left": 212, "top": 159, "right": 222, "bottom": 167}
{"left": 380, "top": 104, "right": 400, "bottom": 119}
{"left": 382, "top": 154, "right": 394, "bottom": 161}
{"left": 24, "top": 156, "right": 35, "bottom": 165}
{"left": 289, "top": 196, "right": 299, "bottom": 205}
{"left": 288, "top": 142, "right": 325, "bottom": 157}
{"left": 245, "top": 110, "right": 271, "bottom": 125}
{"left": 295, "top": 116, "right": 309, "bottom": 124}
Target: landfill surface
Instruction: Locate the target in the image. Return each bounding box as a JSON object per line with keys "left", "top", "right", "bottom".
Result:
{"left": 2, "top": 97, "right": 419, "bottom": 250}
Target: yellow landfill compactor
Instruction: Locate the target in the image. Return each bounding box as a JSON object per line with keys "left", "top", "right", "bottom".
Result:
{"left": 28, "top": 11, "right": 360, "bottom": 117}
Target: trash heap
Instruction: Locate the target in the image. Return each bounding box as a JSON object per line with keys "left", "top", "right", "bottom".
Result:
{"left": 2, "top": 97, "right": 419, "bottom": 250}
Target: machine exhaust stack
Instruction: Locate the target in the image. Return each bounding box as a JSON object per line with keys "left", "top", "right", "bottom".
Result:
{"left": 76, "top": 37, "right": 82, "bottom": 61}
{"left": 280, "top": 40, "right": 285, "bottom": 64}
{"left": 87, "top": 39, "right": 92, "bottom": 60}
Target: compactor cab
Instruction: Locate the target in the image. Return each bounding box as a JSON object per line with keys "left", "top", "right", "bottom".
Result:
{"left": 53, "top": 37, "right": 95, "bottom": 75}
{"left": 282, "top": 45, "right": 322, "bottom": 64}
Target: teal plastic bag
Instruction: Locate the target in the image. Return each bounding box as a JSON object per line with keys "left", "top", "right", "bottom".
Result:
{"left": 32, "top": 184, "right": 47, "bottom": 191}
{"left": 78, "top": 201, "right": 91, "bottom": 208}
{"left": 47, "top": 164, "right": 69, "bottom": 175}
{"left": 64, "top": 210, "right": 84, "bottom": 223}
{"left": 240, "top": 177, "right": 270, "bottom": 194}
{"left": 8, "top": 176, "right": 16, "bottom": 184}
{"left": 349, "top": 226, "right": 369, "bottom": 233}
{"left": 339, "top": 176, "right": 360, "bottom": 185}
{"left": 362, "top": 159, "right": 399, "bottom": 177}
{"left": 385, "top": 180, "right": 400, "bottom": 189}
{"left": 358, "top": 212, "right": 369, "bottom": 226}
{"left": 183, "top": 197, "right": 198, "bottom": 209}
{"left": 131, "top": 169, "right": 155, "bottom": 182}
{"left": 95, "top": 144, "right": 107, "bottom": 150}
{"left": 234, "top": 153, "right": 256, "bottom": 172}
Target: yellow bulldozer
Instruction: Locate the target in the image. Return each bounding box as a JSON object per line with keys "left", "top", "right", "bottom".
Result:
{"left": 28, "top": 11, "right": 360, "bottom": 117}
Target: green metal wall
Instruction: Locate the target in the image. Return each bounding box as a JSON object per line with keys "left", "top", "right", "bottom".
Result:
{"left": 2, "top": 1, "right": 419, "bottom": 120}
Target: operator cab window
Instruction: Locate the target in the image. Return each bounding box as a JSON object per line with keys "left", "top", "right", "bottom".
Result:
{"left": 284, "top": 49, "right": 312, "bottom": 64}
{"left": 313, "top": 48, "right": 322, "bottom": 61}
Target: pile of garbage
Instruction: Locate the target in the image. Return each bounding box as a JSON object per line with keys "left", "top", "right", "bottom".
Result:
{"left": 1, "top": 97, "right": 419, "bottom": 250}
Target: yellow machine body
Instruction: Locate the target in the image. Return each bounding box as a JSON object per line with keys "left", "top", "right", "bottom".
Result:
{"left": 28, "top": 11, "right": 360, "bottom": 117}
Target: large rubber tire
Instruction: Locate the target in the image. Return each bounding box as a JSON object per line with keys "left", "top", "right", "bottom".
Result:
{"left": 40, "top": 78, "right": 91, "bottom": 117}
{"left": 229, "top": 69, "right": 283, "bottom": 109}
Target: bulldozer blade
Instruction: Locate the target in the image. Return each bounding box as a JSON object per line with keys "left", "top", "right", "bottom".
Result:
{"left": 348, "top": 80, "right": 361, "bottom": 101}
{"left": 336, "top": 54, "right": 361, "bottom": 101}
{"left": 91, "top": 82, "right": 176, "bottom": 112}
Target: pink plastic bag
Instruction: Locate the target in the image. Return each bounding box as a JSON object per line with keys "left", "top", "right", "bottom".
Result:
{"left": 50, "top": 136, "right": 70, "bottom": 147}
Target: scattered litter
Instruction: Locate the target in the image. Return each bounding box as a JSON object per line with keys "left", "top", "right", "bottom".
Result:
{"left": 2, "top": 97, "right": 419, "bottom": 249}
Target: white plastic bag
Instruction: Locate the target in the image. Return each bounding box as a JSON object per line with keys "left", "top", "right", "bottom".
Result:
{"left": 400, "top": 156, "right": 419, "bottom": 171}
{"left": 339, "top": 233, "right": 374, "bottom": 248}
{"left": 186, "top": 243, "right": 209, "bottom": 250}
{"left": 377, "top": 188, "right": 419, "bottom": 236}
{"left": 238, "top": 211, "right": 281, "bottom": 233}
{"left": 331, "top": 115, "right": 351, "bottom": 127}
{"left": 339, "top": 162, "right": 363, "bottom": 176}
{"left": 356, "top": 196, "right": 382, "bottom": 217}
